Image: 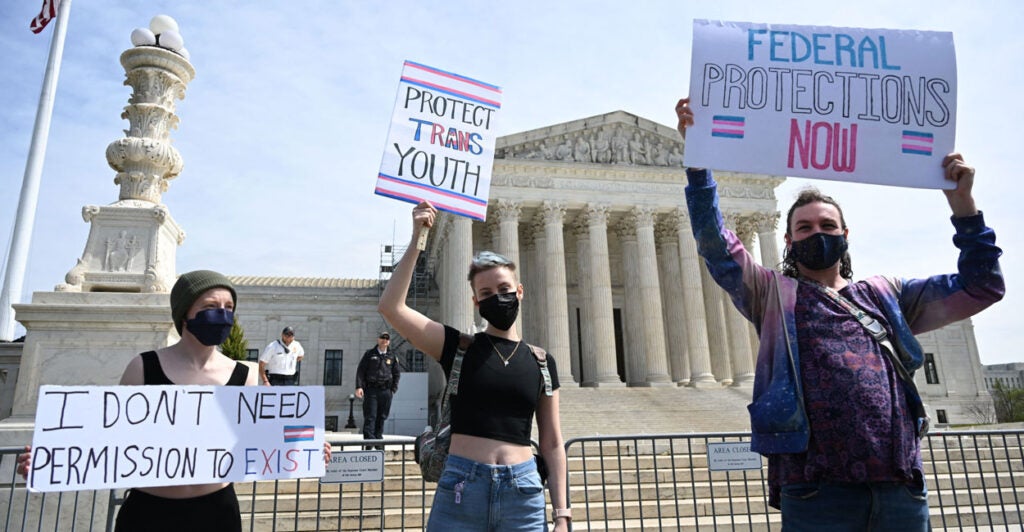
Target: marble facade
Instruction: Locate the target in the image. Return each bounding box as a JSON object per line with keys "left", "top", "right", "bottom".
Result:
{"left": 221, "top": 110, "right": 995, "bottom": 427}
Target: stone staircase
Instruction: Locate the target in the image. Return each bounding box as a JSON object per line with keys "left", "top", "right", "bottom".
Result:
{"left": 231, "top": 430, "right": 1024, "bottom": 531}
{"left": 4, "top": 387, "right": 1020, "bottom": 531}
{"left": 555, "top": 384, "right": 754, "bottom": 439}
{"left": 226, "top": 387, "right": 1022, "bottom": 531}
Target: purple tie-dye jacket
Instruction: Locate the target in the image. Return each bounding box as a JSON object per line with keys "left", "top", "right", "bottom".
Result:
{"left": 684, "top": 168, "right": 1005, "bottom": 455}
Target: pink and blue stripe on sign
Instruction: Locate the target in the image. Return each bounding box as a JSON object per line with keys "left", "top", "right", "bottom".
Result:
{"left": 711, "top": 115, "right": 745, "bottom": 139}
{"left": 901, "top": 130, "right": 934, "bottom": 156}
{"left": 375, "top": 172, "right": 488, "bottom": 221}
{"left": 283, "top": 425, "right": 315, "bottom": 443}
{"left": 401, "top": 61, "right": 502, "bottom": 109}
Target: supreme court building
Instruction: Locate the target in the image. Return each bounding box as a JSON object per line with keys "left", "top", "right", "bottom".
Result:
{"left": 230, "top": 110, "right": 993, "bottom": 432}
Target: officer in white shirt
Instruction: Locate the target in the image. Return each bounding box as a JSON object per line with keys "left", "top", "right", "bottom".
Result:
{"left": 259, "top": 326, "right": 304, "bottom": 385}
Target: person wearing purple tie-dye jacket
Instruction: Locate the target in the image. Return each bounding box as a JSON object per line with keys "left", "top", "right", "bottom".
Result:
{"left": 675, "top": 98, "right": 1004, "bottom": 531}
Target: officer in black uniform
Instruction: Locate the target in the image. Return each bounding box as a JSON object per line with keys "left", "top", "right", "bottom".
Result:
{"left": 355, "top": 332, "right": 401, "bottom": 446}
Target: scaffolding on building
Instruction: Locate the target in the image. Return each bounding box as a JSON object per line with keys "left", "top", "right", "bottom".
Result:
{"left": 379, "top": 243, "right": 435, "bottom": 372}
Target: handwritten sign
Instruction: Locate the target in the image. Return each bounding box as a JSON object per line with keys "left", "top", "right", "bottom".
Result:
{"left": 375, "top": 60, "right": 502, "bottom": 221}
{"left": 707, "top": 441, "right": 763, "bottom": 471}
{"left": 321, "top": 450, "right": 385, "bottom": 484}
{"left": 686, "top": 20, "right": 957, "bottom": 189}
{"left": 29, "top": 385, "right": 326, "bottom": 492}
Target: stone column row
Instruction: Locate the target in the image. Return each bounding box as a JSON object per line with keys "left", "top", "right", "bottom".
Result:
{"left": 445, "top": 199, "right": 780, "bottom": 389}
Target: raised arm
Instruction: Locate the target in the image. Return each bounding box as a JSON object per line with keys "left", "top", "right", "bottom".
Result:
{"left": 377, "top": 202, "right": 447, "bottom": 360}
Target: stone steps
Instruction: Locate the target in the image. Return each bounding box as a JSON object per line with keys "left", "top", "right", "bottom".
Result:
{"left": 554, "top": 385, "right": 753, "bottom": 439}
{"left": 228, "top": 433, "right": 1024, "bottom": 531}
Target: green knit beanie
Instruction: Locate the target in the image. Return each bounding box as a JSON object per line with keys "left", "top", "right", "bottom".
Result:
{"left": 170, "top": 270, "right": 237, "bottom": 334}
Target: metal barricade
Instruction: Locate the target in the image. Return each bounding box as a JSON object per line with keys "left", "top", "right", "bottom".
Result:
{"left": 563, "top": 430, "right": 1024, "bottom": 531}
{"left": 1, "top": 430, "right": 1021, "bottom": 531}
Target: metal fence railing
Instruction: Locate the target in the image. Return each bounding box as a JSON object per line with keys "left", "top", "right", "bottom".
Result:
{"left": 1, "top": 430, "right": 1021, "bottom": 531}
{"left": 563, "top": 430, "right": 1024, "bottom": 531}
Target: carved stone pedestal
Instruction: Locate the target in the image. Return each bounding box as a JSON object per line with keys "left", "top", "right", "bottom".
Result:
{"left": 58, "top": 202, "right": 184, "bottom": 293}
{"left": 7, "top": 292, "right": 176, "bottom": 422}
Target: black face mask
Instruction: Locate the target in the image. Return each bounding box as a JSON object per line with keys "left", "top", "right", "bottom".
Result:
{"left": 478, "top": 292, "right": 519, "bottom": 331}
{"left": 789, "top": 232, "right": 848, "bottom": 271}
{"left": 185, "top": 308, "right": 234, "bottom": 346}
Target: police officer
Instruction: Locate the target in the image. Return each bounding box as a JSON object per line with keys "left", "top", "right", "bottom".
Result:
{"left": 355, "top": 332, "right": 401, "bottom": 446}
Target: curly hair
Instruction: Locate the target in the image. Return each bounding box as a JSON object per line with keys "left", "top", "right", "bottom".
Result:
{"left": 780, "top": 188, "right": 853, "bottom": 280}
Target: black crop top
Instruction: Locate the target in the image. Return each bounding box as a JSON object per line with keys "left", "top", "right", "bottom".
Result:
{"left": 440, "top": 325, "right": 560, "bottom": 446}
{"left": 140, "top": 351, "right": 250, "bottom": 386}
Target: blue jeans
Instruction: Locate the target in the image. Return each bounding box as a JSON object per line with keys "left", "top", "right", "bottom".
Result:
{"left": 426, "top": 454, "right": 548, "bottom": 531}
{"left": 780, "top": 479, "right": 930, "bottom": 531}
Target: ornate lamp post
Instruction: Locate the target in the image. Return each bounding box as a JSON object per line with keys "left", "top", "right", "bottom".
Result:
{"left": 345, "top": 394, "right": 357, "bottom": 429}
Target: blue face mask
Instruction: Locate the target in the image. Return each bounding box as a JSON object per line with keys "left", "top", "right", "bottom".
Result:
{"left": 185, "top": 308, "right": 234, "bottom": 346}
{"left": 789, "top": 232, "right": 848, "bottom": 271}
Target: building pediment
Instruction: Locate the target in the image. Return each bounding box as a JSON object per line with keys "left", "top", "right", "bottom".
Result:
{"left": 495, "top": 110, "right": 686, "bottom": 168}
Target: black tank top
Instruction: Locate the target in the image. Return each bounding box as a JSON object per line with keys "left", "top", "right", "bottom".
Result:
{"left": 140, "top": 351, "right": 249, "bottom": 386}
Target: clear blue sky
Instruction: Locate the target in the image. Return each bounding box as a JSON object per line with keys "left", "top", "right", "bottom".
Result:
{"left": 1, "top": 1, "right": 1021, "bottom": 364}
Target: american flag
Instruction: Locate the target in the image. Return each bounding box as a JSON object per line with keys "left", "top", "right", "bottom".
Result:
{"left": 30, "top": 0, "right": 60, "bottom": 34}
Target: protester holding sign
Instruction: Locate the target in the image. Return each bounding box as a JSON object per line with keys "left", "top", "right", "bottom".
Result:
{"left": 17, "top": 270, "right": 332, "bottom": 532}
{"left": 676, "top": 97, "right": 1003, "bottom": 530}
{"left": 378, "top": 202, "right": 570, "bottom": 531}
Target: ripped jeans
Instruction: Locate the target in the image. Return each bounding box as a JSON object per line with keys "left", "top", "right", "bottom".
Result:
{"left": 426, "top": 453, "right": 548, "bottom": 531}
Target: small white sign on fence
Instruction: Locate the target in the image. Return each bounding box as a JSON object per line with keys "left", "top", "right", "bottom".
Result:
{"left": 707, "top": 442, "right": 762, "bottom": 471}
{"left": 321, "top": 450, "right": 385, "bottom": 484}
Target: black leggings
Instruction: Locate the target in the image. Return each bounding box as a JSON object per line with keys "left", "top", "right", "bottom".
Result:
{"left": 114, "top": 484, "right": 241, "bottom": 532}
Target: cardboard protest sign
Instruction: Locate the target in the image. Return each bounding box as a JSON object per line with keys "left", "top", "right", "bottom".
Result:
{"left": 685, "top": 20, "right": 957, "bottom": 189}
{"left": 29, "top": 385, "right": 325, "bottom": 492}
{"left": 375, "top": 60, "right": 502, "bottom": 221}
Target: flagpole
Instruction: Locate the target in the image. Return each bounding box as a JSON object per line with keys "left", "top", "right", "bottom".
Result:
{"left": 0, "top": 0, "right": 73, "bottom": 341}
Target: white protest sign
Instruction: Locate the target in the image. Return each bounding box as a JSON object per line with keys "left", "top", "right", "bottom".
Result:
{"left": 321, "top": 450, "right": 385, "bottom": 484}
{"left": 375, "top": 60, "right": 502, "bottom": 221}
{"left": 707, "top": 442, "right": 763, "bottom": 471}
{"left": 686, "top": 20, "right": 957, "bottom": 189}
{"left": 29, "top": 385, "right": 325, "bottom": 492}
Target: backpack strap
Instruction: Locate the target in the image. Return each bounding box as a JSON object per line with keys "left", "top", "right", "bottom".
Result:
{"left": 527, "top": 344, "right": 554, "bottom": 397}
{"left": 457, "top": 333, "right": 474, "bottom": 352}
{"left": 447, "top": 334, "right": 473, "bottom": 397}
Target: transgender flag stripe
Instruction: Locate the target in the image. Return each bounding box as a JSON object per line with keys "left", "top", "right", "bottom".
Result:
{"left": 902, "top": 130, "right": 934, "bottom": 156}
{"left": 402, "top": 61, "right": 502, "bottom": 109}
{"left": 283, "top": 425, "right": 315, "bottom": 443}
{"left": 375, "top": 173, "right": 488, "bottom": 221}
{"left": 712, "top": 115, "right": 745, "bottom": 139}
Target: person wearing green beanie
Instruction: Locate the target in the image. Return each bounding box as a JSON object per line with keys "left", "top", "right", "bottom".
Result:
{"left": 16, "top": 269, "right": 331, "bottom": 531}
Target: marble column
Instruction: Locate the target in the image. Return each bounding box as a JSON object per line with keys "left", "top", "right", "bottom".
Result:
{"left": 541, "top": 201, "right": 573, "bottom": 384}
{"left": 632, "top": 207, "right": 672, "bottom": 385}
{"left": 519, "top": 226, "right": 540, "bottom": 346}
{"left": 756, "top": 211, "right": 782, "bottom": 271}
{"left": 675, "top": 210, "right": 717, "bottom": 387}
{"left": 583, "top": 204, "right": 623, "bottom": 386}
{"left": 699, "top": 261, "right": 732, "bottom": 385}
{"left": 448, "top": 216, "right": 475, "bottom": 332}
{"left": 726, "top": 212, "right": 757, "bottom": 385}
{"left": 615, "top": 224, "right": 646, "bottom": 386}
{"left": 527, "top": 218, "right": 548, "bottom": 348}
{"left": 656, "top": 215, "right": 690, "bottom": 385}
{"left": 573, "top": 221, "right": 597, "bottom": 386}
{"left": 488, "top": 199, "right": 523, "bottom": 333}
